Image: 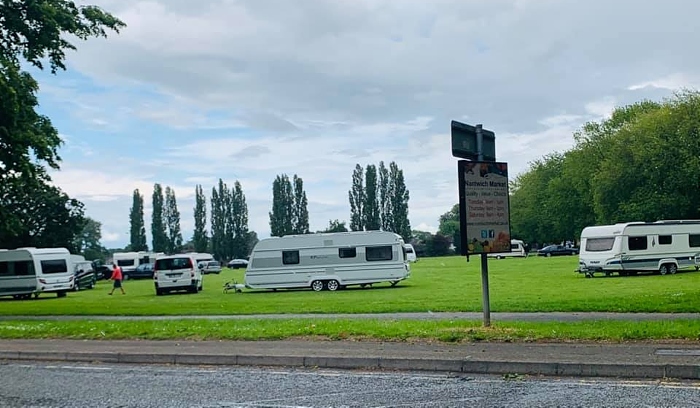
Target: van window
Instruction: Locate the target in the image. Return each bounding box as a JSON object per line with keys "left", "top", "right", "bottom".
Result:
{"left": 117, "top": 259, "right": 135, "bottom": 267}
{"left": 628, "top": 236, "right": 647, "bottom": 251}
{"left": 658, "top": 235, "right": 672, "bottom": 245}
{"left": 510, "top": 243, "right": 520, "bottom": 250}
{"left": 366, "top": 246, "right": 393, "bottom": 261}
{"left": 40, "top": 259, "right": 68, "bottom": 274}
{"left": 585, "top": 238, "right": 615, "bottom": 252}
{"left": 155, "top": 257, "right": 192, "bottom": 270}
{"left": 283, "top": 251, "right": 300, "bottom": 265}
{"left": 689, "top": 235, "right": 700, "bottom": 248}
{"left": 338, "top": 248, "right": 356, "bottom": 258}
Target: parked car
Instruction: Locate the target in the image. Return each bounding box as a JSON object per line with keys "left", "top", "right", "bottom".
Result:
{"left": 198, "top": 260, "right": 222, "bottom": 274}
{"left": 126, "top": 263, "right": 155, "bottom": 279}
{"left": 94, "top": 264, "right": 115, "bottom": 280}
{"left": 537, "top": 245, "right": 579, "bottom": 257}
{"left": 73, "top": 261, "right": 96, "bottom": 290}
{"left": 227, "top": 259, "right": 249, "bottom": 269}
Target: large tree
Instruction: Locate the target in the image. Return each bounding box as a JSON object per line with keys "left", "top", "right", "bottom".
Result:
{"left": 324, "top": 219, "right": 348, "bottom": 233}
{"left": 292, "top": 175, "right": 309, "bottom": 234}
{"left": 151, "top": 183, "right": 167, "bottom": 252}
{"left": 230, "top": 181, "right": 250, "bottom": 259}
{"left": 378, "top": 161, "right": 393, "bottom": 231}
{"left": 193, "top": 184, "right": 208, "bottom": 253}
{"left": 210, "top": 183, "right": 225, "bottom": 260}
{"left": 164, "top": 186, "right": 183, "bottom": 254}
{"left": 348, "top": 164, "right": 365, "bottom": 231}
{"left": 389, "top": 162, "right": 411, "bottom": 242}
{"left": 129, "top": 189, "right": 147, "bottom": 251}
{"left": 0, "top": 1, "right": 123, "bottom": 247}
{"left": 363, "top": 164, "right": 380, "bottom": 230}
{"left": 269, "top": 174, "right": 294, "bottom": 237}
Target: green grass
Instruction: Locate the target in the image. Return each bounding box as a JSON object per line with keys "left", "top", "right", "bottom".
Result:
{"left": 0, "top": 319, "right": 698, "bottom": 343}
{"left": 1, "top": 256, "right": 700, "bottom": 316}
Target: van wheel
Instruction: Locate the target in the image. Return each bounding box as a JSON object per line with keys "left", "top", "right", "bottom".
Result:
{"left": 326, "top": 280, "right": 339, "bottom": 291}
{"left": 123, "top": 274, "right": 129, "bottom": 281}
{"left": 57, "top": 291, "right": 67, "bottom": 298}
{"left": 546, "top": 253, "right": 552, "bottom": 257}
{"left": 311, "top": 280, "right": 324, "bottom": 292}
{"left": 669, "top": 264, "right": 678, "bottom": 275}
{"left": 659, "top": 264, "right": 669, "bottom": 275}
{"left": 156, "top": 289, "right": 163, "bottom": 296}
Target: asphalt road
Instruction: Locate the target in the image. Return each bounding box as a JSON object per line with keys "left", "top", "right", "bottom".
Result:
{"left": 1, "top": 361, "right": 698, "bottom": 407}
{"left": 1, "top": 312, "right": 699, "bottom": 321}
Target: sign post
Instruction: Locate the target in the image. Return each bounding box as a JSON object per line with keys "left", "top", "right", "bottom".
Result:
{"left": 451, "top": 121, "right": 510, "bottom": 327}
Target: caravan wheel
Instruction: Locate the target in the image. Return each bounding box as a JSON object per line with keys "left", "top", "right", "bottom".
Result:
{"left": 669, "top": 264, "right": 678, "bottom": 275}
{"left": 326, "top": 280, "right": 339, "bottom": 291}
{"left": 311, "top": 280, "right": 324, "bottom": 292}
{"left": 659, "top": 264, "right": 669, "bottom": 275}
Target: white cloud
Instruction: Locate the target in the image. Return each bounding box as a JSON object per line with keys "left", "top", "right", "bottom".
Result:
{"left": 628, "top": 73, "right": 700, "bottom": 91}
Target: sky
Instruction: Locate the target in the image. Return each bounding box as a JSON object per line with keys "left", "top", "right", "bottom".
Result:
{"left": 33, "top": 0, "right": 700, "bottom": 249}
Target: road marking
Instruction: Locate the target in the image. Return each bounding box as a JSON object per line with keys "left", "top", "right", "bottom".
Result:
{"left": 655, "top": 349, "right": 700, "bottom": 356}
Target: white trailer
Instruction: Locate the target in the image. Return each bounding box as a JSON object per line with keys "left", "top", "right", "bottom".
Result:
{"left": 0, "top": 247, "right": 75, "bottom": 299}
{"left": 487, "top": 239, "right": 527, "bottom": 259}
{"left": 577, "top": 220, "right": 700, "bottom": 278}
{"left": 112, "top": 251, "right": 163, "bottom": 279}
{"left": 244, "top": 231, "right": 411, "bottom": 291}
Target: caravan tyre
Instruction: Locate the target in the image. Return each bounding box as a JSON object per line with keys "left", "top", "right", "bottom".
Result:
{"left": 669, "top": 264, "right": 678, "bottom": 275}
{"left": 311, "top": 280, "right": 324, "bottom": 292}
{"left": 326, "top": 280, "right": 339, "bottom": 291}
{"left": 659, "top": 265, "right": 669, "bottom": 275}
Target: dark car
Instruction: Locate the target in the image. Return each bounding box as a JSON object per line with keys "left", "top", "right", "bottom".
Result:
{"left": 227, "top": 259, "right": 249, "bottom": 269}
{"left": 73, "top": 261, "right": 96, "bottom": 290}
{"left": 537, "top": 245, "right": 579, "bottom": 257}
{"left": 125, "top": 263, "right": 155, "bottom": 279}
{"left": 95, "top": 264, "right": 115, "bottom": 281}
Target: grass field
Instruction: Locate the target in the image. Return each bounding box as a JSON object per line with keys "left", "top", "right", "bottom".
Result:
{"left": 1, "top": 255, "right": 700, "bottom": 316}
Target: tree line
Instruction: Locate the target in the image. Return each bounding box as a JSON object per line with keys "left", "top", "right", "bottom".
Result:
{"left": 0, "top": 1, "right": 124, "bottom": 253}
{"left": 348, "top": 161, "right": 411, "bottom": 242}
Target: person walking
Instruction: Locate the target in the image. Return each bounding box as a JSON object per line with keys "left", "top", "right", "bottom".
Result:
{"left": 108, "top": 263, "right": 126, "bottom": 295}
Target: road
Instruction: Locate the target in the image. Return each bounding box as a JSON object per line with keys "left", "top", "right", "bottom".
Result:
{"left": 1, "top": 312, "right": 699, "bottom": 321}
{"left": 0, "top": 361, "right": 698, "bottom": 407}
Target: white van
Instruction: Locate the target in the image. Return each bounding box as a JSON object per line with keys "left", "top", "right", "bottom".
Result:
{"left": 0, "top": 247, "right": 74, "bottom": 299}
{"left": 245, "top": 231, "right": 411, "bottom": 291}
{"left": 487, "top": 239, "right": 527, "bottom": 259}
{"left": 113, "top": 251, "right": 163, "bottom": 279}
{"left": 153, "top": 253, "right": 203, "bottom": 295}
{"left": 404, "top": 244, "right": 417, "bottom": 262}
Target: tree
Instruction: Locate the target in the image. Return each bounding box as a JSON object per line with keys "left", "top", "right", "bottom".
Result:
{"left": 269, "top": 174, "right": 294, "bottom": 236}
{"left": 324, "top": 219, "right": 349, "bottom": 233}
{"left": 389, "top": 162, "right": 411, "bottom": 242}
{"left": 438, "top": 204, "right": 461, "bottom": 250}
{"left": 348, "top": 164, "right": 365, "bottom": 231}
{"left": 193, "top": 184, "right": 208, "bottom": 252}
{"left": 151, "top": 183, "right": 167, "bottom": 252}
{"left": 230, "top": 181, "right": 250, "bottom": 258}
{"left": 0, "top": 171, "right": 85, "bottom": 252}
{"left": 210, "top": 183, "right": 225, "bottom": 260}
{"left": 245, "top": 231, "right": 259, "bottom": 258}
{"left": 129, "top": 189, "right": 147, "bottom": 251}
{"left": 73, "top": 217, "right": 102, "bottom": 253}
{"left": 378, "top": 161, "right": 393, "bottom": 231}
{"left": 363, "top": 164, "right": 380, "bottom": 230}
{"left": 164, "top": 186, "right": 183, "bottom": 254}
{"left": 292, "top": 175, "right": 309, "bottom": 234}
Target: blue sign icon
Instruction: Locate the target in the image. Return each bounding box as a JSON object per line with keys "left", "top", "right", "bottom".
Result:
{"left": 481, "top": 230, "right": 488, "bottom": 239}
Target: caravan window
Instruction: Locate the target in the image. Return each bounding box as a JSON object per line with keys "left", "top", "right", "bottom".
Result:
{"left": 117, "top": 259, "right": 135, "bottom": 267}
{"left": 689, "top": 235, "right": 700, "bottom": 248}
{"left": 628, "top": 236, "right": 647, "bottom": 251}
{"left": 13, "top": 261, "right": 34, "bottom": 276}
{"left": 658, "top": 235, "right": 672, "bottom": 245}
{"left": 40, "top": 259, "right": 68, "bottom": 274}
{"left": 585, "top": 238, "right": 615, "bottom": 252}
{"left": 338, "top": 248, "right": 356, "bottom": 258}
{"left": 282, "top": 251, "right": 300, "bottom": 265}
{"left": 366, "top": 246, "right": 393, "bottom": 261}
{"left": 139, "top": 256, "right": 150, "bottom": 265}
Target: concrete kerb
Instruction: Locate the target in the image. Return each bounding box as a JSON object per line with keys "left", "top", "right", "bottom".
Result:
{"left": 1, "top": 350, "right": 698, "bottom": 380}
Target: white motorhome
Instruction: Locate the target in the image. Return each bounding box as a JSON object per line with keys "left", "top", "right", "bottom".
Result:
{"left": 245, "top": 231, "right": 411, "bottom": 291}
{"left": 0, "top": 247, "right": 74, "bottom": 299}
{"left": 487, "top": 239, "right": 527, "bottom": 259}
{"left": 577, "top": 220, "right": 700, "bottom": 278}
{"left": 112, "top": 251, "right": 163, "bottom": 279}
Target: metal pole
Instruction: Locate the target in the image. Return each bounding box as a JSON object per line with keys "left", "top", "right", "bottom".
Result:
{"left": 475, "top": 124, "right": 491, "bottom": 327}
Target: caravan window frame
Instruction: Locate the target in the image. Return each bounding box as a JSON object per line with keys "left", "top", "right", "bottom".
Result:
{"left": 585, "top": 237, "right": 615, "bottom": 252}
{"left": 689, "top": 234, "right": 700, "bottom": 248}
{"left": 366, "top": 246, "right": 393, "bottom": 262}
{"left": 282, "top": 250, "right": 300, "bottom": 265}
{"left": 628, "top": 236, "right": 648, "bottom": 251}
{"left": 338, "top": 247, "right": 357, "bottom": 258}
{"left": 40, "top": 259, "right": 68, "bottom": 274}
{"left": 658, "top": 235, "right": 673, "bottom": 245}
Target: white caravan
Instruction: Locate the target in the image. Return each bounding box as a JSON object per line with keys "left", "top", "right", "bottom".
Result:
{"left": 112, "top": 251, "right": 163, "bottom": 279}
{"left": 404, "top": 244, "right": 418, "bottom": 262}
{"left": 577, "top": 220, "right": 700, "bottom": 278}
{"left": 187, "top": 252, "right": 215, "bottom": 266}
{"left": 487, "top": 239, "right": 528, "bottom": 259}
{"left": 245, "top": 231, "right": 411, "bottom": 291}
{"left": 0, "top": 247, "right": 74, "bottom": 299}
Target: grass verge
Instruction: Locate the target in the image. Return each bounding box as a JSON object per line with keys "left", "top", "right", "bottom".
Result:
{"left": 0, "top": 319, "right": 698, "bottom": 343}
